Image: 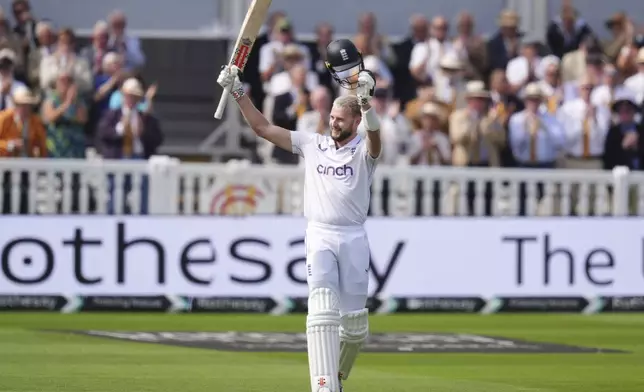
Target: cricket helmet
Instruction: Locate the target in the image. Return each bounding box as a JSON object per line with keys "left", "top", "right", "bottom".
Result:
{"left": 325, "top": 39, "right": 364, "bottom": 89}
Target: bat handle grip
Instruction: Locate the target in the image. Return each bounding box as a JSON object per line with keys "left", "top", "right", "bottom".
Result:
{"left": 214, "top": 86, "right": 231, "bottom": 119}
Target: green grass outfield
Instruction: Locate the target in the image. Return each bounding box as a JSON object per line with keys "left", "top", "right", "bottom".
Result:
{"left": 1, "top": 313, "right": 643, "bottom": 392}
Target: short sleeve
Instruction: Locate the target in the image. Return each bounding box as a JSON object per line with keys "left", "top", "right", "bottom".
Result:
{"left": 409, "top": 43, "right": 428, "bottom": 70}
{"left": 291, "top": 131, "right": 315, "bottom": 157}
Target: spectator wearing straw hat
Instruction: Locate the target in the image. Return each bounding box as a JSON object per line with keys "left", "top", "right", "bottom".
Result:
{"left": 603, "top": 91, "right": 644, "bottom": 171}
{"left": 97, "top": 77, "right": 162, "bottom": 160}
{"left": 0, "top": 85, "right": 46, "bottom": 157}
{"left": 449, "top": 80, "right": 505, "bottom": 215}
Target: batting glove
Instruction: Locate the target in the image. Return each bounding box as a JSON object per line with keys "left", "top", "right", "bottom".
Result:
{"left": 218, "top": 65, "right": 244, "bottom": 100}
{"left": 356, "top": 70, "right": 376, "bottom": 106}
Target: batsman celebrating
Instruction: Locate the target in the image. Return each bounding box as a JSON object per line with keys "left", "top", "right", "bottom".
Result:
{"left": 217, "top": 38, "right": 381, "bottom": 392}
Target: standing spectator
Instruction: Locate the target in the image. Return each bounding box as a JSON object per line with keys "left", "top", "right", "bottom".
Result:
{"left": 0, "top": 85, "right": 45, "bottom": 157}
{"left": 354, "top": 12, "right": 396, "bottom": 66}
{"left": 271, "top": 64, "right": 309, "bottom": 164}
{"left": 616, "top": 35, "right": 642, "bottom": 79}
{"left": 538, "top": 56, "right": 566, "bottom": 114}
{"left": 80, "top": 21, "right": 111, "bottom": 77}
{"left": 603, "top": 92, "right": 644, "bottom": 171}
{"left": 107, "top": 10, "right": 145, "bottom": 72}
{"left": 487, "top": 9, "right": 522, "bottom": 72}
{"left": 624, "top": 48, "right": 644, "bottom": 105}
{"left": 0, "top": 48, "right": 27, "bottom": 110}
{"left": 26, "top": 20, "right": 54, "bottom": 92}
{"left": 41, "top": 70, "right": 88, "bottom": 158}
{"left": 409, "top": 15, "right": 453, "bottom": 83}
{"left": 506, "top": 36, "right": 543, "bottom": 95}
{"left": 39, "top": 28, "right": 92, "bottom": 95}
{"left": 591, "top": 64, "right": 626, "bottom": 110}
{"left": 89, "top": 52, "right": 124, "bottom": 140}
{"left": 602, "top": 12, "right": 634, "bottom": 63}
{"left": 546, "top": 3, "right": 594, "bottom": 59}
{"left": 561, "top": 35, "right": 601, "bottom": 83}
{"left": 433, "top": 53, "right": 467, "bottom": 115}
{"left": 108, "top": 73, "right": 156, "bottom": 114}
{"left": 394, "top": 14, "right": 428, "bottom": 106}
{"left": 452, "top": 11, "right": 488, "bottom": 81}
{"left": 449, "top": 81, "right": 505, "bottom": 215}
{"left": 310, "top": 22, "right": 335, "bottom": 96}
{"left": 0, "top": 9, "right": 25, "bottom": 80}
{"left": 97, "top": 78, "right": 163, "bottom": 215}
{"left": 296, "top": 86, "right": 331, "bottom": 135}
{"left": 559, "top": 74, "right": 610, "bottom": 170}
{"left": 509, "top": 83, "right": 566, "bottom": 215}
{"left": 259, "top": 17, "right": 311, "bottom": 87}
{"left": 97, "top": 78, "right": 162, "bottom": 160}
{"left": 11, "top": 0, "right": 38, "bottom": 57}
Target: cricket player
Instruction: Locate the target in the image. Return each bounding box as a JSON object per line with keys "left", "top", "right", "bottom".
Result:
{"left": 217, "top": 38, "right": 381, "bottom": 392}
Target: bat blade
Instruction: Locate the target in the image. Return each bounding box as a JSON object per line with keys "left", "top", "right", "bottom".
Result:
{"left": 214, "top": 0, "right": 273, "bottom": 119}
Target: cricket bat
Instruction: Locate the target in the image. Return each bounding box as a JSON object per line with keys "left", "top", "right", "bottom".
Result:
{"left": 214, "top": 0, "right": 273, "bottom": 119}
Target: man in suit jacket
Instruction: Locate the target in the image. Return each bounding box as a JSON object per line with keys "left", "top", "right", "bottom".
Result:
{"left": 393, "top": 14, "right": 429, "bottom": 107}
{"left": 603, "top": 93, "right": 644, "bottom": 171}
{"left": 97, "top": 77, "right": 163, "bottom": 160}
{"left": 546, "top": 4, "right": 594, "bottom": 59}
{"left": 487, "top": 10, "right": 522, "bottom": 73}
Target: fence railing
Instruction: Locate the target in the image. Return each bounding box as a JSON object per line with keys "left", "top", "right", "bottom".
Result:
{"left": 1, "top": 157, "right": 643, "bottom": 216}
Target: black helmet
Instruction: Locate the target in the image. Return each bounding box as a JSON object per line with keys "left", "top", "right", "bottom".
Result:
{"left": 325, "top": 39, "right": 364, "bottom": 89}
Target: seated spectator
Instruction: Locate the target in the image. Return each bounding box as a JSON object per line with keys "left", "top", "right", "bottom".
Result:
{"left": 0, "top": 85, "right": 46, "bottom": 157}
{"left": 41, "top": 70, "right": 88, "bottom": 158}
{"left": 0, "top": 9, "right": 25, "bottom": 80}
{"left": 404, "top": 78, "right": 435, "bottom": 130}
{"left": 108, "top": 73, "right": 156, "bottom": 113}
{"left": 97, "top": 77, "right": 162, "bottom": 160}
{"left": 296, "top": 86, "right": 331, "bottom": 135}
{"left": 0, "top": 48, "right": 27, "bottom": 110}
{"left": 80, "top": 20, "right": 112, "bottom": 77}
{"left": 558, "top": 74, "right": 611, "bottom": 170}
{"left": 489, "top": 69, "right": 523, "bottom": 127}
{"left": 591, "top": 64, "right": 627, "bottom": 109}
{"left": 546, "top": 3, "right": 594, "bottom": 59}
{"left": 602, "top": 12, "right": 634, "bottom": 63}
{"left": 603, "top": 91, "right": 644, "bottom": 171}
{"left": 616, "top": 34, "right": 641, "bottom": 78}
{"left": 107, "top": 10, "right": 145, "bottom": 72}
{"left": 11, "top": 0, "right": 38, "bottom": 57}
{"left": 624, "top": 48, "right": 644, "bottom": 105}
{"left": 39, "top": 28, "right": 92, "bottom": 95}
{"left": 26, "top": 20, "right": 55, "bottom": 93}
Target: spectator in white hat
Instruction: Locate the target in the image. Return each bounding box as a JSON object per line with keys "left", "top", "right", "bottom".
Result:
{"left": 433, "top": 53, "right": 467, "bottom": 114}
{"left": 0, "top": 48, "right": 27, "bottom": 110}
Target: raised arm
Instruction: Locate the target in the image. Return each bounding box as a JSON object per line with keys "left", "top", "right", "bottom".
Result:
{"left": 218, "top": 66, "right": 293, "bottom": 152}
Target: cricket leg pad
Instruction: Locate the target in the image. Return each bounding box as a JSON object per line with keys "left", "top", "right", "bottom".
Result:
{"left": 307, "top": 287, "right": 342, "bottom": 392}
{"left": 338, "top": 308, "right": 369, "bottom": 380}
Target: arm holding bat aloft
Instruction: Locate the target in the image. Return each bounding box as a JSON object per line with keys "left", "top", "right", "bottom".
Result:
{"left": 356, "top": 70, "right": 382, "bottom": 159}
{"left": 217, "top": 65, "right": 293, "bottom": 152}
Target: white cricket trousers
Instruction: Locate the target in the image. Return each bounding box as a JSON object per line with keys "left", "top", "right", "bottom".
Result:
{"left": 305, "top": 222, "right": 370, "bottom": 315}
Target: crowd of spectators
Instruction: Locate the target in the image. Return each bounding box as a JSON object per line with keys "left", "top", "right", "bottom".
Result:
{"left": 0, "top": 0, "right": 162, "bottom": 162}
{"left": 245, "top": 3, "right": 644, "bottom": 177}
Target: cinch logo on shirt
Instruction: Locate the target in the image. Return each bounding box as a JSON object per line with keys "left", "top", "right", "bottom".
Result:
{"left": 317, "top": 164, "right": 354, "bottom": 177}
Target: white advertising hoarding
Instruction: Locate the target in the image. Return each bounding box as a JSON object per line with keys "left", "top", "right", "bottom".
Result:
{"left": 1, "top": 216, "right": 643, "bottom": 298}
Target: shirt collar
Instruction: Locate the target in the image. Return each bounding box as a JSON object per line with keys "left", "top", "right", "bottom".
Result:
{"left": 328, "top": 134, "right": 361, "bottom": 151}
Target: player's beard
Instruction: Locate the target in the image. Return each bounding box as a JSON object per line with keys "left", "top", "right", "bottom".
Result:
{"left": 330, "top": 127, "right": 353, "bottom": 143}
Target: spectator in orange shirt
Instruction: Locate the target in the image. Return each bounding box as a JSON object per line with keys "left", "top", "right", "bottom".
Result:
{"left": 0, "top": 85, "right": 46, "bottom": 157}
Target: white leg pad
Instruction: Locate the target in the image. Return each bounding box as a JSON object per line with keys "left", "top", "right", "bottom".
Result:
{"left": 338, "top": 308, "right": 369, "bottom": 380}
{"left": 307, "top": 287, "right": 341, "bottom": 392}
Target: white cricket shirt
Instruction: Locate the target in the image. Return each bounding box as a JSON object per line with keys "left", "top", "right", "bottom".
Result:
{"left": 291, "top": 132, "right": 379, "bottom": 226}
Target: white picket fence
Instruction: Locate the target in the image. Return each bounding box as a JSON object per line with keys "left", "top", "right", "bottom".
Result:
{"left": 1, "top": 157, "right": 643, "bottom": 216}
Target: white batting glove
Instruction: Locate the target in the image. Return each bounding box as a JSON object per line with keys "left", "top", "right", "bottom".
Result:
{"left": 356, "top": 70, "right": 376, "bottom": 106}
{"left": 218, "top": 65, "right": 244, "bottom": 100}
